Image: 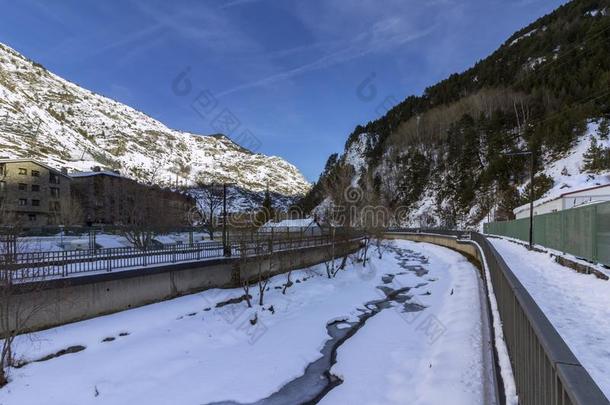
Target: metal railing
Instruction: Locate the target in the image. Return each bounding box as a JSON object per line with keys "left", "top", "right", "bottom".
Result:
{"left": 1, "top": 233, "right": 361, "bottom": 281}
{"left": 387, "top": 228, "right": 608, "bottom": 405}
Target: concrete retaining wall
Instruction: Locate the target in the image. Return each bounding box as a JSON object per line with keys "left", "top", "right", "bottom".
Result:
{"left": 384, "top": 232, "right": 483, "bottom": 266}
{"left": 5, "top": 240, "right": 361, "bottom": 334}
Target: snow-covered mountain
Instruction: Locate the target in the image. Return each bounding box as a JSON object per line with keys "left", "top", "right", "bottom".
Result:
{"left": 0, "top": 42, "right": 310, "bottom": 197}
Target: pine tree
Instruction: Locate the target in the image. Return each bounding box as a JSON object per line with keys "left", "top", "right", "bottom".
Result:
{"left": 262, "top": 188, "right": 273, "bottom": 217}
{"left": 583, "top": 138, "right": 608, "bottom": 173}
{"left": 256, "top": 188, "right": 275, "bottom": 226}
{"left": 598, "top": 119, "right": 609, "bottom": 140}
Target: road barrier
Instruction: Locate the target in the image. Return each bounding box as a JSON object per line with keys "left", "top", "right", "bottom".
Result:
{"left": 484, "top": 201, "right": 610, "bottom": 266}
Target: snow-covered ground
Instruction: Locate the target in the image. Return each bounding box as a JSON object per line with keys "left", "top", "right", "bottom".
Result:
{"left": 320, "top": 243, "right": 491, "bottom": 405}
{"left": 527, "top": 120, "right": 610, "bottom": 205}
{"left": 0, "top": 240, "right": 492, "bottom": 405}
{"left": 489, "top": 237, "right": 610, "bottom": 399}
{"left": 17, "top": 232, "right": 212, "bottom": 253}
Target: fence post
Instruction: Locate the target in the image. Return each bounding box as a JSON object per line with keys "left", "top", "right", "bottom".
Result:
{"left": 592, "top": 205, "right": 598, "bottom": 262}
{"left": 561, "top": 210, "right": 566, "bottom": 255}
{"left": 269, "top": 228, "right": 274, "bottom": 253}
{"left": 62, "top": 250, "right": 67, "bottom": 277}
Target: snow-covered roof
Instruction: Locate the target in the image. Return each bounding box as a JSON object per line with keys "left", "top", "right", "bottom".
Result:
{"left": 560, "top": 183, "right": 610, "bottom": 197}
{"left": 260, "top": 218, "right": 319, "bottom": 229}
{"left": 514, "top": 184, "right": 610, "bottom": 214}
{"left": 69, "top": 170, "right": 125, "bottom": 179}
{"left": 154, "top": 235, "right": 180, "bottom": 245}
{"left": 0, "top": 158, "right": 71, "bottom": 178}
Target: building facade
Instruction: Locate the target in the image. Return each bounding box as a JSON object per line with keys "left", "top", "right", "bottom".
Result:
{"left": 0, "top": 159, "right": 71, "bottom": 227}
{"left": 70, "top": 169, "right": 195, "bottom": 227}
{"left": 259, "top": 218, "right": 322, "bottom": 236}
{"left": 513, "top": 184, "right": 610, "bottom": 219}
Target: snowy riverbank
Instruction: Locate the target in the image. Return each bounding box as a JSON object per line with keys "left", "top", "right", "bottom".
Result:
{"left": 1, "top": 240, "right": 492, "bottom": 405}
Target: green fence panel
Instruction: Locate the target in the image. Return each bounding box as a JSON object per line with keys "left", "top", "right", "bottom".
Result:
{"left": 544, "top": 210, "right": 564, "bottom": 252}
{"left": 597, "top": 203, "right": 610, "bottom": 266}
{"left": 563, "top": 205, "right": 595, "bottom": 260}
{"left": 485, "top": 201, "right": 610, "bottom": 266}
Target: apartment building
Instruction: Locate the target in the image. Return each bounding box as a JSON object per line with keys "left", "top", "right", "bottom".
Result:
{"left": 0, "top": 159, "right": 71, "bottom": 227}
{"left": 70, "top": 168, "right": 195, "bottom": 226}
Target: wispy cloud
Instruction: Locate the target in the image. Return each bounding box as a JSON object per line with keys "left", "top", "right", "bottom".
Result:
{"left": 217, "top": 21, "right": 437, "bottom": 97}
{"left": 219, "top": 0, "right": 267, "bottom": 9}
{"left": 90, "top": 1, "right": 260, "bottom": 60}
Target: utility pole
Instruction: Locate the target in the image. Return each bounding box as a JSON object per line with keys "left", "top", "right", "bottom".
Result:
{"left": 221, "top": 182, "right": 237, "bottom": 256}
{"left": 505, "top": 150, "right": 535, "bottom": 249}
{"left": 222, "top": 183, "right": 229, "bottom": 257}
{"left": 529, "top": 151, "right": 534, "bottom": 250}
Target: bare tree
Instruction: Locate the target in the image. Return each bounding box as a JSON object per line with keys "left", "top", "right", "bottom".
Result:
{"left": 0, "top": 226, "right": 19, "bottom": 385}
{"left": 0, "top": 225, "right": 54, "bottom": 386}
{"left": 239, "top": 240, "right": 253, "bottom": 308}
{"left": 194, "top": 181, "right": 225, "bottom": 240}
{"left": 117, "top": 182, "right": 172, "bottom": 250}
{"left": 282, "top": 270, "right": 293, "bottom": 295}
{"left": 0, "top": 198, "right": 20, "bottom": 229}
{"left": 242, "top": 279, "right": 252, "bottom": 308}
{"left": 244, "top": 234, "right": 276, "bottom": 307}
{"left": 54, "top": 196, "right": 85, "bottom": 226}
{"left": 282, "top": 242, "right": 296, "bottom": 295}
{"left": 374, "top": 237, "right": 392, "bottom": 260}
{"left": 257, "top": 246, "right": 271, "bottom": 306}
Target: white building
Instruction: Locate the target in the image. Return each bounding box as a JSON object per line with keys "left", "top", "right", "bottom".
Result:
{"left": 259, "top": 218, "right": 322, "bottom": 236}
{"left": 514, "top": 184, "right": 610, "bottom": 219}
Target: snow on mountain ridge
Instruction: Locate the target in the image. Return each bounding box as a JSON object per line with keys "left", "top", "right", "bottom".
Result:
{"left": 0, "top": 42, "right": 310, "bottom": 196}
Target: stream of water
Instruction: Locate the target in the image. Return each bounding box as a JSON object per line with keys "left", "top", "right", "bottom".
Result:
{"left": 208, "top": 247, "right": 431, "bottom": 405}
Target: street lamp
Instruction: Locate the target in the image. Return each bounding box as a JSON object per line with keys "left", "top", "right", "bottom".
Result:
{"left": 222, "top": 182, "right": 236, "bottom": 257}
{"left": 505, "top": 150, "right": 535, "bottom": 250}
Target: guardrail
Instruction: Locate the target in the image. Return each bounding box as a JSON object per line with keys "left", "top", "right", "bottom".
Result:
{"left": 387, "top": 228, "right": 608, "bottom": 405}
{"left": 0, "top": 233, "right": 360, "bottom": 281}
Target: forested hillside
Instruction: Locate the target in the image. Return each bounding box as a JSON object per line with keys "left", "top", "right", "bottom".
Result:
{"left": 302, "top": 0, "right": 610, "bottom": 227}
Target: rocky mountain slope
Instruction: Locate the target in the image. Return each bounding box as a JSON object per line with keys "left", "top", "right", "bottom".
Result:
{"left": 304, "top": 0, "right": 610, "bottom": 228}
{"left": 0, "top": 42, "right": 310, "bottom": 197}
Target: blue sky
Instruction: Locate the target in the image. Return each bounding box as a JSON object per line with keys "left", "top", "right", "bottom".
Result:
{"left": 0, "top": 0, "right": 567, "bottom": 181}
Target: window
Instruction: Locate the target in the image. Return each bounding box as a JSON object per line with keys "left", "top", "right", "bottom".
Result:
{"left": 0, "top": 181, "right": 5, "bottom": 192}
{"left": 50, "top": 187, "right": 60, "bottom": 198}
{"left": 18, "top": 168, "right": 27, "bottom": 175}
{"left": 50, "top": 201, "right": 61, "bottom": 212}
{"left": 0, "top": 163, "right": 6, "bottom": 176}
{"left": 31, "top": 184, "right": 40, "bottom": 192}
{"left": 32, "top": 199, "right": 40, "bottom": 207}
{"left": 18, "top": 198, "right": 27, "bottom": 206}
{"left": 31, "top": 170, "right": 40, "bottom": 177}
{"left": 50, "top": 173, "right": 60, "bottom": 184}
{"left": 28, "top": 214, "right": 36, "bottom": 222}
{"left": 18, "top": 183, "right": 27, "bottom": 191}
